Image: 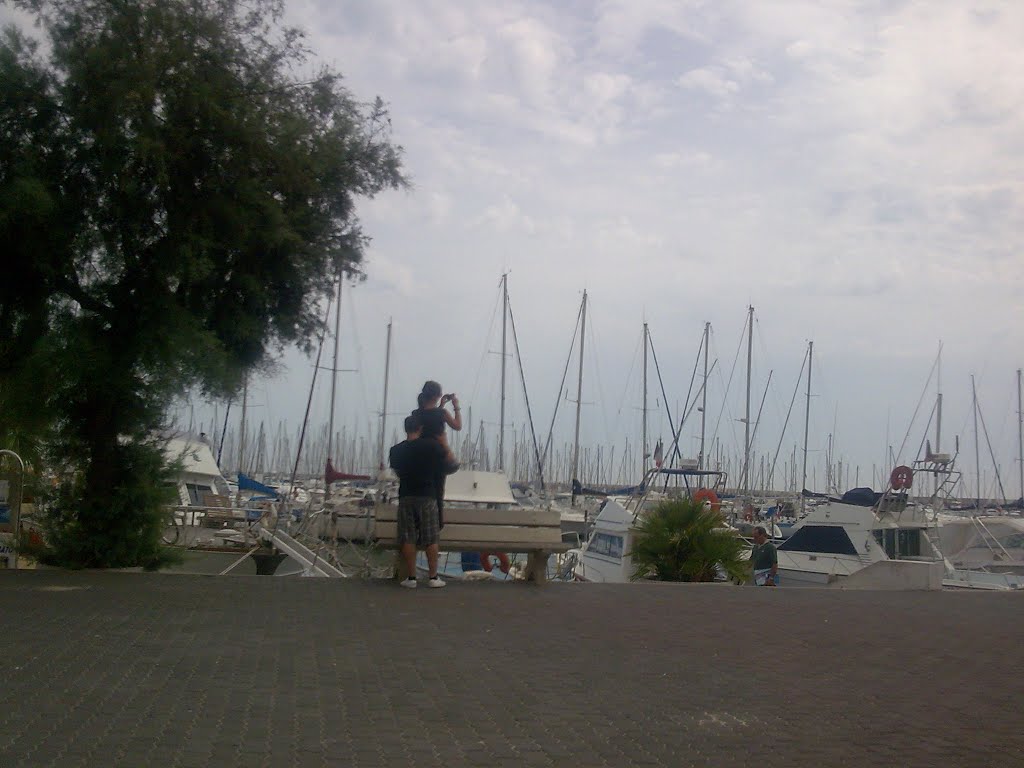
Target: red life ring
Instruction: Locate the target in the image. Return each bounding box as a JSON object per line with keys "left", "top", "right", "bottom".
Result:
{"left": 693, "top": 488, "right": 721, "bottom": 512}
{"left": 480, "top": 552, "right": 510, "bottom": 574}
{"left": 890, "top": 465, "right": 913, "bottom": 490}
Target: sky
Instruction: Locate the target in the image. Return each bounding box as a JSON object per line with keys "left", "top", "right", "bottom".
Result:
{"left": 8, "top": 1, "right": 1024, "bottom": 493}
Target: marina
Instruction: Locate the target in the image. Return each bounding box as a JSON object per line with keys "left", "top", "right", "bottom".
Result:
{"left": 3, "top": 1, "right": 1024, "bottom": 764}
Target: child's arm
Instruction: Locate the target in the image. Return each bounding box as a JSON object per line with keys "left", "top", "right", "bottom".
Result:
{"left": 443, "top": 395, "right": 463, "bottom": 431}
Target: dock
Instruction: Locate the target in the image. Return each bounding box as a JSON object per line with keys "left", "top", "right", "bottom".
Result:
{"left": 1, "top": 570, "right": 1022, "bottom": 767}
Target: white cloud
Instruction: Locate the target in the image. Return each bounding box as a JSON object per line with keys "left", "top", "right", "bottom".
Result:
{"left": 677, "top": 67, "right": 740, "bottom": 98}
{"left": 6, "top": 0, "right": 1020, "bottom": 485}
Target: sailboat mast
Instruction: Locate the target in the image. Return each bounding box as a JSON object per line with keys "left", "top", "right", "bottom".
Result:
{"left": 700, "top": 321, "right": 710, "bottom": 470}
{"left": 238, "top": 374, "right": 248, "bottom": 476}
{"left": 499, "top": 273, "right": 508, "bottom": 471}
{"left": 743, "top": 305, "right": 754, "bottom": 495}
{"left": 377, "top": 318, "right": 393, "bottom": 472}
{"left": 972, "top": 374, "right": 980, "bottom": 508}
{"left": 572, "top": 290, "right": 587, "bottom": 499}
{"left": 935, "top": 344, "right": 943, "bottom": 497}
{"left": 1018, "top": 368, "right": 1023, "bottom": 503}
{"left": 327, "top": 276, "right": 342, "bottom": 462}
{"left": 642, "top": 322, "right": 648, "bottom": 474}
{"left": 801, "top": 341, "right": 813, "bottom": 513}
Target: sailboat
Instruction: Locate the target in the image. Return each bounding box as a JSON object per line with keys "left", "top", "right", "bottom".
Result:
{"left": 316, "top": 278, "right": 390, "bottom": 542}
{"left": 572, "top": 320, "right": 732, "bottom": 583}
{"left": 777, "top": 361, "right": 1023, "bottom": 590}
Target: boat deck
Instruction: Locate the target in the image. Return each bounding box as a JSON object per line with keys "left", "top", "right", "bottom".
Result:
{"left": 1, "top": 570, "right": 1022, "bottom": 767}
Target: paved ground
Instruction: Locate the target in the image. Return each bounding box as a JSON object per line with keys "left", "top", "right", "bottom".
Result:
{"left": 1, "top": 570, "right": 1022, "bottom": 768}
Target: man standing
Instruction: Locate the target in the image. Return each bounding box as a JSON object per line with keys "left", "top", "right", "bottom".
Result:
{"left": 750, "top": 526, "right": 778, "bottom": 586}
{"left": 388, "top": 414, "right": 449, "bottom": 589}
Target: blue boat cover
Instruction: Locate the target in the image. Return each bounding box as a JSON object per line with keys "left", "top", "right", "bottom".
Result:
{"left": 840, "top": 487, "right": 881, "bottom": 507}
{"left": 238, "top": 473, "right": 279, "bottom": 498}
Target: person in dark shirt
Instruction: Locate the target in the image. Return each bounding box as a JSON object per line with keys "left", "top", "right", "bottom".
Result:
{"left": 413, "top": 380, "right": 463, "bottom": 453}
{"left": 411, "top": 380, "right": 462, "bottom": 521}
{"left": 750, "top": 526, "right": 779, "bottom": 586}
{"left": 388, "top": 413, "right": 450, "bottom": 588}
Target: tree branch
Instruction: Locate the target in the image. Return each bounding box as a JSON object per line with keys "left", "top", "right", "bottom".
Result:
{"left": 58, "top": 277, "right": 113, "bottom": 320}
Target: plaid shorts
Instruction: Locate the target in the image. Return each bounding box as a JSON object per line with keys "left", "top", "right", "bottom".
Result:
{"left": 397, "top": 496, "right": 440, "bottom": 547}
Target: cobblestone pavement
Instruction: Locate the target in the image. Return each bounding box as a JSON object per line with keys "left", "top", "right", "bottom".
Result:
{"left": 1, "top": 570, "right": 1022, "bottom": 767}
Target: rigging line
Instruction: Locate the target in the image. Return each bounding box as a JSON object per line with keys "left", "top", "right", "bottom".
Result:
{"left": 768, "top": 347, "right": 808, "bottom": 487}
{"left": 507, "top": 300, "right": 546, "bottom": 489}
{"left": 895, "top": 352, "right": 940, "bottom": 465}
{"left": 646, "top": 329, "right": 678, "bottom": 458}
{"left": 746, "top": 370, "right": 773, "bottom": 470}
{"left": 660, "top": 359, "right": 719, "bottom": 467}
{"left": 345, "top": 287, "right": 372, "bottom": 428}
{"left": 754, "top": 314, "right": 784, "bottom": 420}
{"left": 217, "top": 398, "right": 232, "bottom": 467}
{"left": 541, "top": 298, "right": 584, "bottom": 468}
{"left": 282, "top": 292, "right": 334, "bottom": 532}
{"left": 710, "top": 312, "right": 747, "bottom": 456}
{"left": 585, "top": 299, "right": 612, "bottom": 444}
{"left": 976, "top": 396, "right": 1008, "bottom": 502}
{"left": 668, "top": 327, "right": 706, "bottom": 463}
{"left": 912, "top": 399, "right": 939, "bottom": 472}
{"left": 611, "top": 330, "right": 644, "bottom": 436}
{"left": 467, "top": 279, "right": 504, "bottom": 410}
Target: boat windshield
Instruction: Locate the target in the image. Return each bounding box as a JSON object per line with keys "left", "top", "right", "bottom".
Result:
{"left": 586, "top": 532, "right": 624, "bottom": 560}
{"left": 778, "top": 525, "right": 858, "bottom": 555}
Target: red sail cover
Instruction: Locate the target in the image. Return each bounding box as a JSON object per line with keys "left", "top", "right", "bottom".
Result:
{"left": 326, "top": 459, "right": 370, "bottom": 484}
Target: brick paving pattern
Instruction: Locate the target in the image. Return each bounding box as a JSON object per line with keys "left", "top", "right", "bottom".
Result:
{"left": 1, "top": 570, "right": 1022, "bottom": 767}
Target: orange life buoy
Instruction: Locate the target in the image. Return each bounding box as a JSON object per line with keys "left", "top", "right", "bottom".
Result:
{"left": 890, "top": 465, "right": 913, "bottom": 490}
{"left": 693, "top": 488, "right": 721, "bottom": 512}
{"left": 480, "top": 552, "right": 511, "bottom": 574}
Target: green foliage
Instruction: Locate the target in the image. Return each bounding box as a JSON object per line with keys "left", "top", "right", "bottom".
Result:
{"left": 629, "top": 498, "right": 749, "bottom": 583}
{"left": 38, "top": 438, "right": 182, "bottom": 570}
{"left": 0, "top": 0, "right": 404, "bottom": 568}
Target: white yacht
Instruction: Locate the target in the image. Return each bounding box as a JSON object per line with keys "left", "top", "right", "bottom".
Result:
{"left": 572, "top": 467, "right": 730, "bottom": 583}
{"left": 777, "top": 481, "right": 1024, "bottom": 590}
{"left": 775, "top": 487, "right": 946, "bottom": 589}
{"left": 570, "top": 495, "right": 635, "bottom": 583}
{"left": 165, "top": 435, "right": 232, "bottom": 509}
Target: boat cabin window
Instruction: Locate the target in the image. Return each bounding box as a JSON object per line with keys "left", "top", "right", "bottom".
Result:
{"left": 185, "top": 483, "right": 212, "bottom": 505}
{"left": 778, "top": 525, "right": 858, "bottom": 555}
{"left": 587, "top": 532, "right": 624, "bottom": 559}
{"left": 872, "top": 528, "right": 922, "bottom": 559}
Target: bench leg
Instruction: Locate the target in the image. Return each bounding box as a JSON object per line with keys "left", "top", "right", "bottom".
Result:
{"left": 524, "top": 551, "right": 550, "bottom": 584}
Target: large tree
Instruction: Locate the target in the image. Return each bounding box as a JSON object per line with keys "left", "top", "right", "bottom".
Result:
{"left": 0, "top": 0, "right": 405, "bottom": 567}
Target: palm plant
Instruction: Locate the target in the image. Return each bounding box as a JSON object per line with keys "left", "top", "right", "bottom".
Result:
{"left": 629, "top": 497, "right": 748, "bottom": 582}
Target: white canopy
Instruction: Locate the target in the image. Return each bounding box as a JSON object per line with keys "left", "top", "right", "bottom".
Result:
{"left": 444, "top": 470, "right": 516, "bottom": 505}
{"left": 164, "top": 437, "right": 224, "bottom": 481}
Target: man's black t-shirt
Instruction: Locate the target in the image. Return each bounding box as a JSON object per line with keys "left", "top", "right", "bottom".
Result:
{"left": 413, "top": 407, "right": 446, "bottom": 439}
{"left": 389, "top": 438, "right": 448, "bottom": 498}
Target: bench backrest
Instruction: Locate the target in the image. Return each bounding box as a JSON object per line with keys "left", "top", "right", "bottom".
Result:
{"left": 375, "top": 504, "right": 563, "bottom": 549}
{"left": 201, "top": 493, "right": 233, "bottom": 509}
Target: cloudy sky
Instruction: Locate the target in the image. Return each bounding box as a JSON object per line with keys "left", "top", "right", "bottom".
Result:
{"left": 12, "top": 1, "right": 1024, "bottom": 493}
{"left": 270, "top": 0, "right": 1024, "bottom": 493}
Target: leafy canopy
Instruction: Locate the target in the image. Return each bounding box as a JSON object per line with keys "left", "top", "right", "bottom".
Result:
{"left": 0, "top": 0, "right": 405, "bottom": 567}
{"left": 630, "top": 497, "right": 748, "bottom": 583}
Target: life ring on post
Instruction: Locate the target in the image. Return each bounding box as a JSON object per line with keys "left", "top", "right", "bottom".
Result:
{"left": 890, "top": 465, "right": 913, "bottom": 490}
{"left": 693, "top": 488, "right": 721, "bottom": 513}
{"left": 480, "top": 552, "right": 511, "bottom": 574}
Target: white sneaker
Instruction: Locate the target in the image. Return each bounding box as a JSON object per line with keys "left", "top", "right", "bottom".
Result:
{"left": 427, "top": 576, "right": 446, "bottom": 588}
{"left": 400, "top": 577, "right": 417, "bottom": 589}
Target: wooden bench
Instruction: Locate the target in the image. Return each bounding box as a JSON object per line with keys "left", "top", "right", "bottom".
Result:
{"left": 374, "top": 504, "right": 573, "bottom": 584}
{"left": 199, "top": 493, "right": 237, "bottom": 528}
